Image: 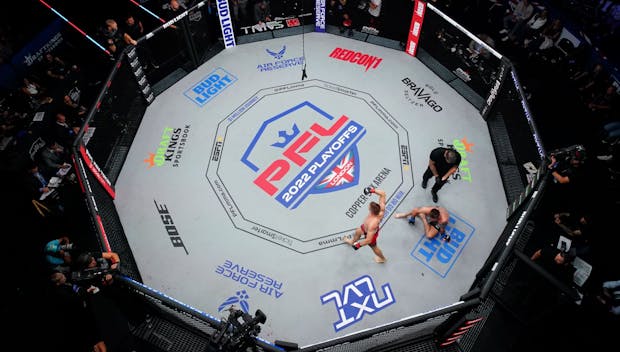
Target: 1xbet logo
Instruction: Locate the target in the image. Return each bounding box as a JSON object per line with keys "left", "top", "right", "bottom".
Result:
{"left": 241, "top": 101, "right": 366, "bottom": 209}
{"left": 320, "top": 275, "right": 395, "bottom": 332}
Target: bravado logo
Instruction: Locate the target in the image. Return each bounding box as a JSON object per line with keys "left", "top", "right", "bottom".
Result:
{"left": 144, "top": 125, "right": 191, "bottom": 168}
{"left": 328, "top": 47, "right": 382, "bottom": 72}
{"left": 241, "top": 101, "right": 366, "bottom": 209}
{"left": 257, "top": 45, "right": 304, "bottom": 72}
{"left": 183, "top": 67, "right": 237, "bottom": 107}
{"left": 402, "top": 77, "right": 443, "bottom": 112}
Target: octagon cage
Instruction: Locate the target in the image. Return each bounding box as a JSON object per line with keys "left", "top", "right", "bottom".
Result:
{"left": 65, "top": 1, "right": 571, "bottom": 351}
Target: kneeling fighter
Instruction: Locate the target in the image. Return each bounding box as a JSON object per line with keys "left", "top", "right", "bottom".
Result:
{"left": 344, "top": 187, "right": 387, "bottom": 263}
{"left": 395, "top": 206, "right": 451, "bottom": 242}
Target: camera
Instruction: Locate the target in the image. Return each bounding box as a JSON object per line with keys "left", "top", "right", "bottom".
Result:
{"left": 209, "top": 308, "right": 267, "bottom": 351}
{"left": 71, "top": 266, "right": 114, "bottom": 283}
{"left": 548, "top": 144, "right": 586, "bottom": 172}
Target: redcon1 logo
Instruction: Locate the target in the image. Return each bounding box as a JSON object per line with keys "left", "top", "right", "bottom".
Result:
{"left": 145, "top": 125, "right": 191, "bottom": 168}
{"left": 241, "top": 101, "right": 366, "bottom": 209}
{"left": 184, "top": 67, "right": 237, "bottom": 107}
{"left": 410, "top": 213, "right": 474, "bottom": 277}
{"left": 402, "top": 78, "right": 443, "bottom": 112}
{"left": 328, "top": 48, "right": 382, "bottom": 71}
{"left": 320, "top": 275, "right": 395, "bottom": 332}
{"left": 154, "top": 200, "right": 188, "bottom": 254}
{"left": 257, "top": 45, "right": 305, "bottom": 72}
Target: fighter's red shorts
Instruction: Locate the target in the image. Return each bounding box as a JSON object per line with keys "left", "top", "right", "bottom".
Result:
{"left": 360, "top": 224, "right": 379, "bottom": 247}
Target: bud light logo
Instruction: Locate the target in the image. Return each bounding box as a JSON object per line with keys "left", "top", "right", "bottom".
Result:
{"left": 320, "top": 275, "right": 395, "bottom": 332}
{"left": 184, "top": 67, "right": 237, "bottom": 107}
{"left": 411, "top": 213, "right": 475, "bottom": 277}
{"left": 241, "top": 101, "right": 366, "bottom": 209}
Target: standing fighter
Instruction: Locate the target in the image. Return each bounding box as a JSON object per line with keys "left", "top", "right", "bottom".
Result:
{"left": 395, "top": 206, "right": 451, "bottom": 242}
{"left": 344, "top": 186, "right": 387, "bottom": 263}
{"left": 422, "top": 147, "right": 461, "bottom": 203}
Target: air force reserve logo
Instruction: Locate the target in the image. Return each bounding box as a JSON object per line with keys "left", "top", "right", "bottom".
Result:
{"left": 241, "top": 101, "right": 366, "bottom": 209}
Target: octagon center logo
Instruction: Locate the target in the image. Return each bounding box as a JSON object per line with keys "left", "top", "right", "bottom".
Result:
{"left": 241, "top": 101, "right": 366, "bottom": 209}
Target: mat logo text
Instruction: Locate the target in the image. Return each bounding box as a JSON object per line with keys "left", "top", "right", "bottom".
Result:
{"left": 145, "top": 125, "right": 190, "bottom": 168}
{"left": 184, "top": 67, "right": 237, "bottom": 107}
{"left": 257, "top": 45, "right": 305, "bottom": 72}
{"left": 411, "top": 213, "right": 475, "bottom": 277}
{"left": 154, "top": 200, "right": 188, "bottom": 254}
{"left": 438, "top": 137, "right": 474, "bottom": 182}
{"left": 329, "top": 47, "right": 382, "bottom": 72}
{"left": 320, "top": 275, "right": 395, "bottom": 332}
{"left": 242, "top": 101, "right": 366, "bottom": 209}
{"left": 402, "top": 78, "right": 443, "bottom": 112}
{"left": 215, "top": 259, "right": 284, "bottom": 298}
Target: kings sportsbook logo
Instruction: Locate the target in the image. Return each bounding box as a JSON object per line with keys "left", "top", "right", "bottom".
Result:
{"left": 241, "top": 101, "right": 366, "bottom": 209}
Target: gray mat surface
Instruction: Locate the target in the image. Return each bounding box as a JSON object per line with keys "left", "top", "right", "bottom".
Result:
{"left": 114, "top": 32, "right": 507, "bottom": 347}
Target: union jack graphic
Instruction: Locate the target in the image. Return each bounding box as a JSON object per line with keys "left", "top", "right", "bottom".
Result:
{"left": 316, "top": 150, "right": 357, "bottom": 190}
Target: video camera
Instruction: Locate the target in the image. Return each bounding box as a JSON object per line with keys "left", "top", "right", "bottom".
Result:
{"left": 549, "top": 144, "right": 586, "bottom": 169}
{"left": 70, "top": 266, "right": 115, "bottom": 283}
{"left": 209, "top": 308, "right": 267, "bottom": 351}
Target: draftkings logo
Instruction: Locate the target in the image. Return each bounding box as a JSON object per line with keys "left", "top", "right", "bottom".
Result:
{"left": 144, "top": 125, "right": 191, "bottom": 168}
{"left": 257, "top": 45, "right": 305, "bottom": 72}
{"left": 241, "top": 101, "right": 366, "bottom": 209}
{"left": 184, "top": 67, "right": 237, "bottom": 107}
{"left": 402, "top": 78, "right": 443, "bottom": 112}
{"left": 328, "top": 47, "right": 383, "bottom": 72}
{"left": 320, "top": 275, "right": 395, "bottom": 332}
{"left": 437, "top": 137, "right": 474, "bottom": 182}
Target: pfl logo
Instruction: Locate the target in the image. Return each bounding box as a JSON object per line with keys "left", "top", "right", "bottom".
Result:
{"left": 410, "top": 213, "right": 475, "bottom": 277}
{"left": 241, "top": 101, "right": 366, "bottom": 209}
{"left": 320, "top": 275, "right": 395, "bottom": 332}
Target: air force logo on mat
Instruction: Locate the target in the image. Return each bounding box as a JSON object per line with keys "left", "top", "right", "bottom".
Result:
{"left": 242, "top": 101, "right": 366, "bottom": 209}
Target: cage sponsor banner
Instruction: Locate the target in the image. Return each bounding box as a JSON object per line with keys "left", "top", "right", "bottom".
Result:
{"left": 0, "top": 19, "right": 63, "bottom": 88}
{"left": 239, "top": 13, "right": 312, "bottom": 35}
{"left": 79, "top": 145, "right": 116, "bottom": 199}
{"left": 315, "top": 0, "right": 326, "bottom": 32}
{"left": 406, "top": 0, "right": 426, "bottom": 57}
{"left": 216, "top": 0, "right": 236, "bottom": 48}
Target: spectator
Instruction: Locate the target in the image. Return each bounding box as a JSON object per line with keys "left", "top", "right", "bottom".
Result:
{"left": 48, "top": 112, "right": 75, "bottom": 149}
{"left": 44, "top": 236, "right": 75, "bottom": 274}
{"left": 100, "top": 19, "right": 126, "bottom": 56}
{"left": 527, "top": 18, "right": 563, "bottom": 55}
{"left": 530, "top": 241, "right": 577, "bottom": 284}
{"left": 254, "top": 0, "right": 272, "bottom": 24}
{"left": 552, "top": 212, "right": 592, "bottom": 259}
{"left": 123, "top": 14, "right": 159, "bottom": 70}
{"left": 499, "top": 0, "right": 534, "bottom": 36}
{"left": 39, "top": 141, "right": 71, "bottom": 179}
{"left": 367, "top": 0, "right": 382, "bottom": 29}
{"left": 468, "top": 33, "right": 495, "bottom": 60}
{"left": 331, "top": 0, "right": 355, "bottom": 36}
{"left": 505, "top": 8, "right": 548, "bottom": 44}
{"left": 596, "top": 279, "right": 620, "bottom": 315}
{"left": 546, "top": 145, "right": 587, "bottom": 212}
{"left": 571, "top": 63, "right": 607, "bottom": 97}
{"left": 587, "top": 84, "right": 619, "bottom": 120}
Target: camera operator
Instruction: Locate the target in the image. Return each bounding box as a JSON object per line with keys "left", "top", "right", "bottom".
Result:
{"left": 72, "top": 250, "right": 120, "bottom": 288}
{"left": 546, "top": 145, "right": 587, "bottom": 212}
